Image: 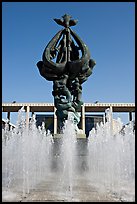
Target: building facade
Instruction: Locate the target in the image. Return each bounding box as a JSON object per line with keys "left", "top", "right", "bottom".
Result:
{"left": 2, "top": 102, "right": 135, "bottom": 137}
{"left": 36, "top": 113, "right": 104, "bottom": 137}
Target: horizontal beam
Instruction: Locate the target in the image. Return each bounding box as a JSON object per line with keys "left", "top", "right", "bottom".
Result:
{"left": 2, "top": 102, "right": 135, "bottom": 113}
{"left": 84, "top": 103, "right": 135, "bottom": 112}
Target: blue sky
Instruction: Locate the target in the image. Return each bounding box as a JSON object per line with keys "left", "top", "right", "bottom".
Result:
{"left": 2, "top": 2, "right": 135, "bottom": 124}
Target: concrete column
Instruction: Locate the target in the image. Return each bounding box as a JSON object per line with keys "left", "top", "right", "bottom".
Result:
{"left": 54, "top": 107, "right": 57, "bottom": 135}
{"left": 31, "top": 112, "right": 34, "bottom": 116}
{"left": 103, "top": 114, "right": 106, "bottom": 124}
{"left": 109, "top": 105, "right": 113, "bottom": 133}
{"left": 7, "top": 112, "right": 10, "bottom": 130}
{"left": 104, "top": 112, "right": 107, "bottom": 123}
{"left": 105, "top": 106, "right": 113, "bottom": 123}
{"left": 26, "top": 105, "right": 30, "bottom": 127}
{"left": 31, "top": 112, "right": 34, "bottom": 119}
{"left": 81, "top": 104, "right": 85, "bottom": 134}
{"left": 129, "top": 112, "right": 132, "bottom": 121}
{"left": 110, "top": 105, "right": 113, "bottom": 120}
{"left": 7, "top": 112, "right": 10, "bottom": 122}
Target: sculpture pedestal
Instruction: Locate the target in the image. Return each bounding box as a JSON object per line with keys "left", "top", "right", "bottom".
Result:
{"left": 76, "top": 134, "right": 86, "bottom": 138}
{"left": 50, "top": 136, "right": 88, "bottom": 173}
{"left": 53, "top": 133, "right": 86, "bottom": 139}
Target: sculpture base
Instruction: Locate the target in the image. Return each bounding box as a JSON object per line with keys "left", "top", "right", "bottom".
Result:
{"left": 53, "top": 133, "right": 86, "bottom": 139}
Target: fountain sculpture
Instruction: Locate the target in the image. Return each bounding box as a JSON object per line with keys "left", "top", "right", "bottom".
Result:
{"left": 37, "top": 14, "right": 96, "bottom": 131}
{"left": 2, "top": 14, "right": 135, "bottom": 202}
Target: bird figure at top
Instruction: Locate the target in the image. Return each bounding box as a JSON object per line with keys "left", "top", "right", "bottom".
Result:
{"left": 54, "top": 14, "right": 78, "bottom": 28}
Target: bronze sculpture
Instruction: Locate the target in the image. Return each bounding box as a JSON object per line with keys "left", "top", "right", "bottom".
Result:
{"left": 37, "top": 14, "right": 96, "bottom": 132}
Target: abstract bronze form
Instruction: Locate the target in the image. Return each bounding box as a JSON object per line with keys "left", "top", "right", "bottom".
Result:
{"left": 37, "top": 14, "right": 96, "bottom": 132}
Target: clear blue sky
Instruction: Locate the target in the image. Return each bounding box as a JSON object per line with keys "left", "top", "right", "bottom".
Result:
{"left": 2, "top": 2, "right": 135, "bottom": 124}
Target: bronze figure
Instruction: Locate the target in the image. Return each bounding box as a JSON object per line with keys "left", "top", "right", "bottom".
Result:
{"left": 37, "top": 14, "right": 96, "bottom": 132}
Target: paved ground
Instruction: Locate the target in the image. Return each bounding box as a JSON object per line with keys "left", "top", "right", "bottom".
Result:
{"left": 2, "top": 139, "right": 135, "bottom": 202}
{"left": 2, "top": 173, "right": 135, "bottom": 202}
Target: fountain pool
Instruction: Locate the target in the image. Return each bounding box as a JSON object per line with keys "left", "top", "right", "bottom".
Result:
{"left": 2, "top": 107, "right": 135, "bottom": 202}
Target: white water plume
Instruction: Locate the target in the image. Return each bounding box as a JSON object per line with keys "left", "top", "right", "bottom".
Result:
{"left": 2, "top": 107, "right": 135, "bottom": 202}
{"left": 88, "top": 109, "right": 135, "bottom": 199}
{"left": 2, "top": 107, "right": 53, "bottom": 196}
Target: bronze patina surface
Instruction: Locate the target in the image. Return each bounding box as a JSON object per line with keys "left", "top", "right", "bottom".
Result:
{"left": 37, "top": 14, "right": 96, "bottom": 131}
